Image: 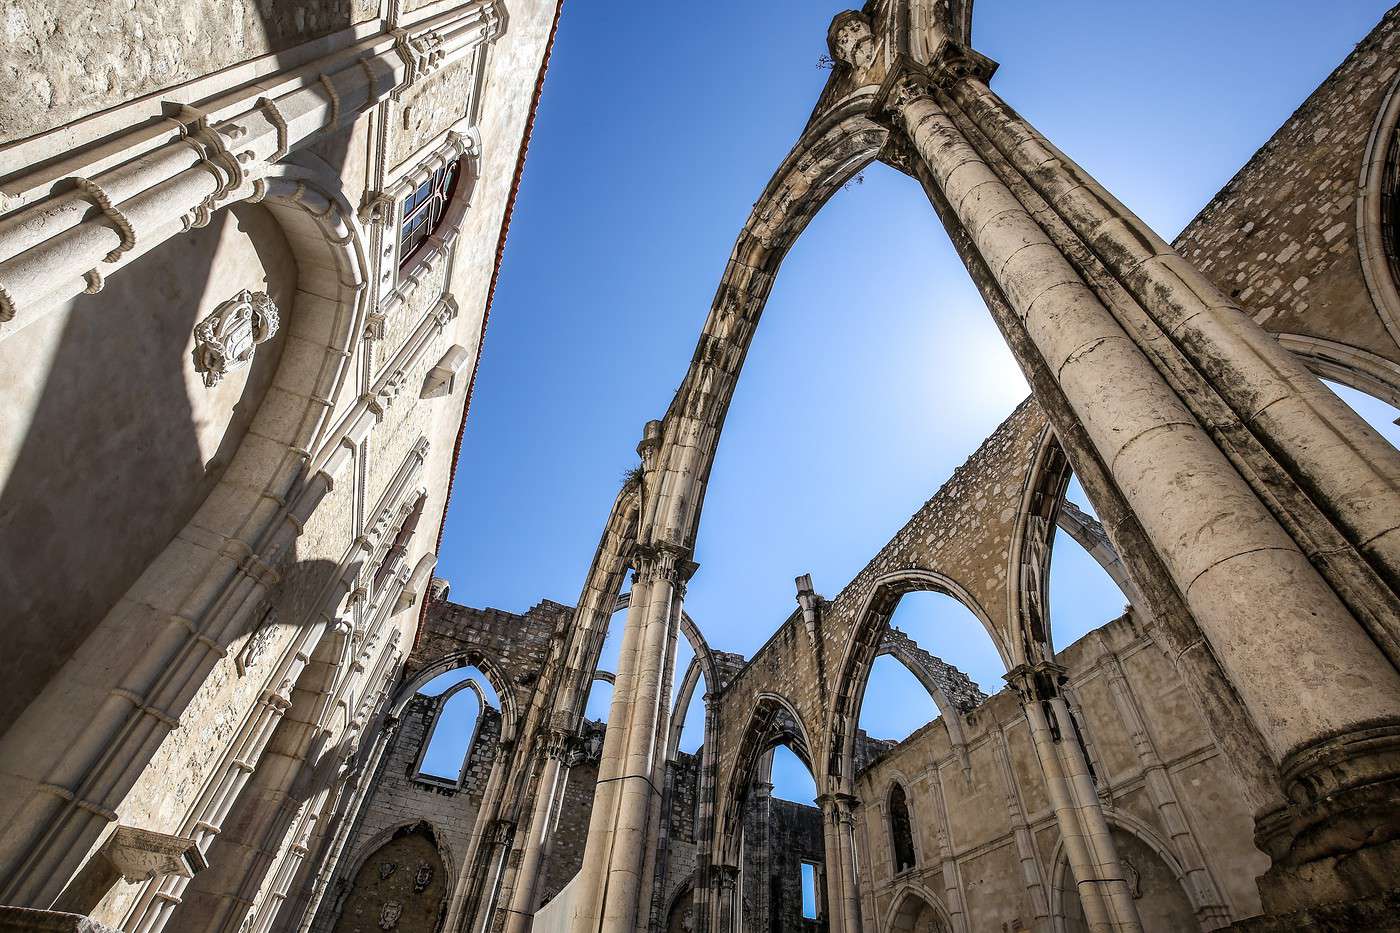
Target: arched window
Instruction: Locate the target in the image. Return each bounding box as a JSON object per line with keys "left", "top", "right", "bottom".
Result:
{"left": 413, "top": 667, "right": 498, "bottom": 783}
{"left": 400, "top": 158, "right": 461, "bottom": 267}
{"left": 889, "top": 782, "right": 916, "bottom": 873}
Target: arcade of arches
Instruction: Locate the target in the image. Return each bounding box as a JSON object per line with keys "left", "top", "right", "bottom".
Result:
{"left": 1, "top": 2, "right": 1400, "bottom": 933}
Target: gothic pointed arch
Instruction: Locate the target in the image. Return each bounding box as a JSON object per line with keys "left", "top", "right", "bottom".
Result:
{"left": 884, "top": 883, "right": 953, "bottom": 933}
{"left": 329, "top": 821, "right": 452, "bottom": 933}
{"left": 827, "top": 568, "right": 1002, "bottom": 793}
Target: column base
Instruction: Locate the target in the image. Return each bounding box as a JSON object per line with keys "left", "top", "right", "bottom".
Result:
{"left": 1250, "top": 723, "right": 1400, "bottom": 917}
{"left": 0, "top": 906, "right": 119, "bottom": 932}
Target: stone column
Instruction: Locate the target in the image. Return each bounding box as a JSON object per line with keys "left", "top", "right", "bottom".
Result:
{"left": 944, "top": 74, "right": 1400, "bottom": 611}
{"left": 504, "top": 733, "right": 574, "bottom": 933}
{"left": 817, "top": 797, "right": 847, "bottom": 933}
{"left": 569, "top": 546, "right": 690, "bottom": 933}
{"left": 711, "top": 865, "right": 739, "bottom": 933}
{"left": 442, "top": 737, "right": 513, "bottom": 932}
{"left": 1010, "top": 664, "right": 1141, "bottom": 933}
{"left": 925, "top": 770, "right": 968, "bottom": 933}
{"left": 878, "top": 55, "right": 1400, "bottom": 898}
{"left": 690, "top": 697, "right": 719, "bottom": 933}
{"left": 833, "top": 796, "right": 864, "bottom": 933}
{"left": 1093, "top": 637, "right": 1231, "bottom": 929}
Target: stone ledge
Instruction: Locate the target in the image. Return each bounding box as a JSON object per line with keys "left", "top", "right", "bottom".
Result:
{"left": 0, "top": 907, "right": 119, "bottom": 933}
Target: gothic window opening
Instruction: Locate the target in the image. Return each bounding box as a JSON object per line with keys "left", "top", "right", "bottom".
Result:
{"left": 413, "top": 667, "right": 497, "bottom": 783}
{"left": 889, "top": 782, "right": 917, "bottom": 873}
{"left": 800, "top": 861, "right": 820, "bottom": 920}
{"left": 399, "top": 158, "right": 461, "bottom": 267}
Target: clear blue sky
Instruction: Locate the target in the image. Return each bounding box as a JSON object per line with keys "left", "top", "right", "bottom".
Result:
{"left": 438, "top": 1, "right": 1400, "bottom": 799}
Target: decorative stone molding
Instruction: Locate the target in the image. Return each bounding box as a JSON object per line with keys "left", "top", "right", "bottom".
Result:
{"left": 392, "top": 27, "right": 448, "bottom": 94}
{"left": 192, "top": 289, "right": 280, "bottom": 388}
{"left": 827, "top": 11, "right": 877, "bottom": 73}
{"left": 420, "top": 343, "right": 471, "bottom": 398}
{"left": 0, "top": 907, "right": 120, "bottom": 932}
{"left": 100, "top": 826, "right": 206, "bottom": 884}
{"left": 1004, "top": 661, "right": 1068, "bottom": 705}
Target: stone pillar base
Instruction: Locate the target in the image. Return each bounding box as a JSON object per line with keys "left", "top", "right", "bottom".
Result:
{"left": 0, "top": 907, "right": 119, "bottom": 932}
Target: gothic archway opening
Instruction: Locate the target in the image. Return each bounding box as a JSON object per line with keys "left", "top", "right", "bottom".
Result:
{"left": 886, "top": 887, "right": 951, "bottom": 933}
{"left": 417, "top": 677, "right": 487, "bottom": 783}
{"left": 331, "top": 822, "right": 450, "bottom": 933}
{"left": 1051, "top": 825, "right": 1197, "bottom": 933}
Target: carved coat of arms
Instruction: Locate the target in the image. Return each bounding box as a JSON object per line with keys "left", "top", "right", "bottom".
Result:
{"left": 193, "top": 289, "right": 280, "bottom": 387}
{"left": 378, "top": 900, "right": 403, "bottom": 930}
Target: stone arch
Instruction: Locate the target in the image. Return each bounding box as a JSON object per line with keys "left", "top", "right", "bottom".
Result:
{"left": 553, "top": 479, "right": 642, "bottom": 731}
{"left": 0, "top": 163, "right": 371, "bottom": 907}
{"left": 667, "top": 654, "right": 706, "bottom": 761}
{"left": 414, "top": 677, "right": 489, "bottom": 783}
{"left": 663, "top": 875, "right": 697, "bottom": 933}
{"left": 1046, "top": 812, "right": 1200, "bottom": 933}
{"left": 716, "top": 692, "right": 818, "bottom": 866}
{"left": 883, "top": 882, "right": 953, "bottom": 933}
{"left": 1278, "top": 332, "right": 1400, "bottom": 414}
{"left": 1357, "top": 65, "right": 1400, "bottom": 347}
{"left": 328, "top": 820, "right": 453, "bottom": 933}
{"left": 639, "top": 94, "right": 886, "bottom": 558}
{"left": 392, "top": 652, "right": 519, "bottom": 744}
{"left": 1009, "top": 425, "right": 1075, "bottom": 666}
{"left": 827, "top": 568, "right": 1003, "bottom": 793}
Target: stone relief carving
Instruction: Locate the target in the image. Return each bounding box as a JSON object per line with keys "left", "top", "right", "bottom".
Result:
{"left": 192, "top": 289, "right": 279, "bottom": 387}
{"left": 413, "top": 860, "right": 433, "bottom": 892}
{"left": 831, "top": 13, "right": 876, "bottom": 71}
{"left": 235, "top": 605, "right": 277, "bottom": 676}
{"left": 1122, "top": 855, "right": 1142, "bottom": 898}
{"left": 378, "top": 860, "right": 397, "bottom": 880}
{"left": 378, "top": 900, "right": 403, "bottom": 929}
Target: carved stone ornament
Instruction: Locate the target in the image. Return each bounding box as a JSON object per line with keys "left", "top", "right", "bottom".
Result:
{"left": 378, "top": 860, "right": 397, "bottom": 880}
{"left": 235, "top": 605, "right": 278, "bottom": 676}
{"left": 192, "top": 289, "right": 280, "bottom": 387}
{"left": 830, "top": 12, "right": 876, "bottom": 72}
{"left": 378, "top": 900, "right": 403, "bottom": 930}
{"left": 413, "top": 860, "right": 433, "bottom": 892}
{"left": 1122, "top": 855, "right": 1142, "bottom": 898}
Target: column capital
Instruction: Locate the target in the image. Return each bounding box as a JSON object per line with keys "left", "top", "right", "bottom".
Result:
{"left": 544, "top": 729, "right": 578, "bottom": 763}
{"left": 711, "top": 863, "right": 740, "bottom": 890}
{"left": 1005, "top": 661, "right": 1068, "bottom": 704}
{"left": 631, "top": 544, "right": 698, "bottom": 590}
{"left": 871, "top": 44, "right": 997, "bottom": 120}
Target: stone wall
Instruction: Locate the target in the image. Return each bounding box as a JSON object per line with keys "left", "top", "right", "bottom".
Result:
{"left": 852, "top": 613, "right": 1267, "bottom": 932}
{"left": 1174, "top": 6, "right": 1400, "bottom": 367}
{"left": 0, "top": 0, "right": 380, "bottom": 145}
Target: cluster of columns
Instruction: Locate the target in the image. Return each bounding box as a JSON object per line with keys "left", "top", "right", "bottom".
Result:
{"left": 876, "top": 17, "right": 1400, "bottom": 883}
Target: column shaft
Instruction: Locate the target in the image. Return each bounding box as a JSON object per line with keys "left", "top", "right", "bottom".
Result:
{"left": 949, "top": 77, "right": 1400, "bottom": 598}
{"left": 571, "top": 549, "right": 687, "bottom": 933}
{"left": 894, "top": 85, "right": 1400, "bottom": 765}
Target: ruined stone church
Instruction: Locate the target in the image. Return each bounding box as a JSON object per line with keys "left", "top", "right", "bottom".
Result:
{"left": 1, "top": 1, "right": 1399, "bottom": 932}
